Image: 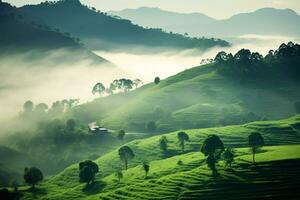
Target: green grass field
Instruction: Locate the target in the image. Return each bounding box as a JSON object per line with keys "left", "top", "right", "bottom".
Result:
{"left": 16, "top": 115, "right": 300, "bottom": 200}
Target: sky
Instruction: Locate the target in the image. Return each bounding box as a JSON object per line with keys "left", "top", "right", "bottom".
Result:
{"left": 5, "top": 0, "right": 300, "bottom": 19}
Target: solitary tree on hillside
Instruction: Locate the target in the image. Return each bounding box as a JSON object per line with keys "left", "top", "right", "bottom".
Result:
{"left": 142, "top": 162, "right": 150, "bottom": 178}
{"left": 118, "top": 146, "right": 135, "bottom": 170}
{"left": 154, "top": 77, "right": 160, "bottom": 84}
{"left": 201, "top": 135, "right": 224, "bottom": 176}
{"left": 248, "top": 132, "right": 264, "bottom": 164}
{"left": 177, "top": 132, "right": 189, "bottom": 152}
{"left": 92, "top": 82, "right": 106, "bottom": 96}
{"left": 79, "top": 160, "right": 99, "bottom": 185}
{"left": 222, "top": 148, "right": 235, "bottom": 168}
{"left": 80, "top": 166, "right": 96, "bottom": 185}
{"left": 117, "top": 130, "right": 126, "bottom": 143}
{"left": 159, "top": 136, "right": 168, "bottom": 153}
{"left": 24, "top": 167, "right": 43, "bottom": 189}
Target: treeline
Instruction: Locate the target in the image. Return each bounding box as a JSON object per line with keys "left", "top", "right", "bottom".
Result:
{"left": 214, "top": 42, "right": 300, "bottom": 79}
{"left": 92, "top": 78, "right": 143, "bottom": 96}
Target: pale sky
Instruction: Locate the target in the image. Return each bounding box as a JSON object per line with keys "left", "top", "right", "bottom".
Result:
{"left": 5, "top": 0, "right": 300, "bottom": 19}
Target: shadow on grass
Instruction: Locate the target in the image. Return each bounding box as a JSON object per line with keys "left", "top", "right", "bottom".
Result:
{"left": 82, "top": 180, "right": 106, "bottom": 195}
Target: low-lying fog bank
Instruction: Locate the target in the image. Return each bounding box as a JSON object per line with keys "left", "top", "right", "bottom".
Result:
{"left": 0, "top": 35, "right": 299, "bottom": 125}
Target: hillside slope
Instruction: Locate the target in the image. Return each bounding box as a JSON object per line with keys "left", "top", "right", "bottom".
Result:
{"left": 18, "top": 0, "right": 229, "bottom": 52}
{"left": 0, "top": 1, "right": 110, "bottom": 66}
{"left": 69, "top": 43, "right": 300, "bottom": 132}
{"left": 20, "top": 115, "right": 300, "bottom": 200}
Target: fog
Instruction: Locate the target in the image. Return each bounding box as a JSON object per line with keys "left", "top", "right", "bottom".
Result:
{"left": 0, "top": 35, "right": 298, "bottom": 124}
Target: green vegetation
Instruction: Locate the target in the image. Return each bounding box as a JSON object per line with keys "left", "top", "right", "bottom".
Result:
{"left": 0, "top": 1, "right": 108, "bottom": 64}
{"left": 68, "top": 42, "right": 300, "bottom": 133}
{"left": 17, "top": 0, "right": 229, "bottom": 52}
{"left": 10, "top": 115, "right": 300, "bottom": 200}
{"left": 23, "top": 167, "right": 43, "bottom": 189}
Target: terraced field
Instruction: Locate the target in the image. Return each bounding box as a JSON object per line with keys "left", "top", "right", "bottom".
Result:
{"left": 19, "top": 115, "right": 300, "bottom": 200}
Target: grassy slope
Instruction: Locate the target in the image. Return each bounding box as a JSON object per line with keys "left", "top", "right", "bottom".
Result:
{"left": 73, "top": 63, "right": 300, "bottom": 132}
{"left": 20, "top": 115, "right": 300, "bottom": 199}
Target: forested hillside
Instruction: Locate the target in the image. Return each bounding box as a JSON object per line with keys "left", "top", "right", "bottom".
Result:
{"left": 18, "top": 0, "right": 229, "bottom": 51}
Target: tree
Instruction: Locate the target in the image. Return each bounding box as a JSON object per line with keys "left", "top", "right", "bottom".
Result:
{"left": 248, "top": 132, "right": 264, "bottom": 164}
{"left": 66, "top": 119, "right": 76, "bottom": 131}
{"left": 115, "top": 170, "right": 123, "bottom": 183}
{"left": 119, "top": 79, "right": 134, "bottom": 92}
{"left": 79, "top": 160, "right": 99, "bottom": 185}
{"left": 159, "top": 136, "right": 168, "bottom": 153}
{"left": 92, "top": 82, "right": 106, "bottom": 96}
{"left": 177, "top": 132, "right": 189, "bottom": 152}
{"left": 24, "top": 167, "right": 43, "bottom": 189}
{"left": 154, "top": 77, "right": 160, "bottom": 84}
{"left": 201, "top": 135, "right": 224, "bottom": 176}
{"left": 117, "top": 130, "right": 126, "bottom": 143}
{"left": 79, "top": 160, "right": 99, "bottom": 173}
{"left": 79, "top": 166, "right": 95, "bottom": 185}
{"left": 222, "top": 148, "right": 235, "bottom": 168}
{"left": 23, "top": 100, "right": 34, "bottom": 114}
{"left": 118, "top": 146, "right": 135, "bottom": 170}
{"left": 142, "top": 162, "right": 150, "bottom": 178}
{"left": 35, "top": 103, "right": 48, "bottom": 114}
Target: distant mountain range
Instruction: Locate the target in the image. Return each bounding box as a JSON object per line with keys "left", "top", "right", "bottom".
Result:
{"left": 0, "top": 1, "right": 110, "bottom": 65}
{"left": 16, "top": 0, "right": 228, "bottom": 52}
{"left": 110, "top": 7, "right": 300, "bottom": 38}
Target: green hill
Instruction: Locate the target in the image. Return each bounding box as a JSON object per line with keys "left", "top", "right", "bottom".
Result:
{"left": 17, "top": 0, "right": 229, "bottom": 52}
{"left": 69, "top": 43, "right": 300, "bottom": 132}
{"left": 18, "top": 115, "right": 300, "bottom": 200}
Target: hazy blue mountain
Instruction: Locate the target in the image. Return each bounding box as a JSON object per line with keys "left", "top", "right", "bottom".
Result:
{"left": 110, "top": 7, "right": 300, "bottom": 37}
{"left": 18, "top": 0, "right": 229, "bottom": 52}
{"left": 109, "top": 7, "right": 215, "bottom": 35}
{"left": 0, "top": 1, "right": 110, "bottom": 65}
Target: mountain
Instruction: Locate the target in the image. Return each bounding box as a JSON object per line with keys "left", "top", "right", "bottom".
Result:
{"left": 20, "top": 115, "right": 300, "bottom": 199}
{"left": 110, "top": 7, "right": 300, "bottom": 37}
{"left": 17, "top": 0, "right": 229, "bottom": 52}
{"left": 109, "top": 7, "right": 216, "bottom": 35}
{"left": 0, "top": 1, "right": 110, "bottom": 65}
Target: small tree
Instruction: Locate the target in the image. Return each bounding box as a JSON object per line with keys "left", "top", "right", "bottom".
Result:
{"left": 248, "top": 132, "right": 264, "bottom": 164}
{"left": 117, "top": 130, "right": 126, "bottom": 143}
{"left": 154, "top": 77, "right": 160, "bottom": 84}
{"left": 79, "top": 160, "right": 99, "bottom": 184}
{"left": 222, "top": 148, "right": 235, "bottom": 168}
{"left": 115, "top": 170, "right": 123, "bottom": 183}
{"left": 24, "top": 167, "right": 43, "bottom": 189}
{"left": 142, "top": 162, "right": 150, "bottom": 178}
{"left": 118, "top": 146, "right": 135, "bottom": 170}
{"left": 79, "top": 166, "right": 95, "bottom": 185}
{"left": 159, "top": 136, "right": 168, "bottom": 153}
{"left": 177, "top": 132, "right": 189, "bottom": 152}
{"left": 92, "top": 82, "right": 106, "bottom": 96}
{"left": 201, "top": 135, "right": 224, "bottom": 176}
